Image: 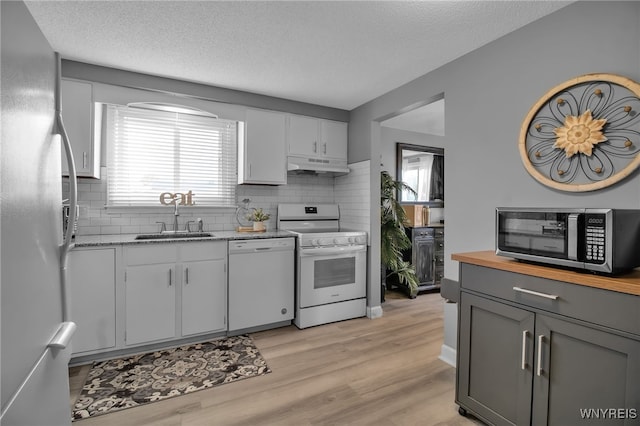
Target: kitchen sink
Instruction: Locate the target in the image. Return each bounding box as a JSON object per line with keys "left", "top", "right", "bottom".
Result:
{"left": 135, "top": 232, "right": 214, "bottom": 240}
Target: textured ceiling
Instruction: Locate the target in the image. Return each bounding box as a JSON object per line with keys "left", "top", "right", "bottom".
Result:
{"left": 25, "top": 1, "right": 571, "bottom": 111}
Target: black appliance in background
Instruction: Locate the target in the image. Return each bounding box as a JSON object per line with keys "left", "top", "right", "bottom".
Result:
{"left": 386, "top": 226, "right": 444, "bottom": 298}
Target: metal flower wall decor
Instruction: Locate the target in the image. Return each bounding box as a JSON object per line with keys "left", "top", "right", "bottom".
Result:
{"left": 519, "top": 73, "right": 640, "bottom": 192}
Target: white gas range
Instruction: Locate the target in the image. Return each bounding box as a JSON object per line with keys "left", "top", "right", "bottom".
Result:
{"left": 277, "top": 204, "right": 368, "bottom": 329}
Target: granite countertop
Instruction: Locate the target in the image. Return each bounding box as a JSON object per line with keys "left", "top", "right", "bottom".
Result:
{"left": 73, "top": 230, "right": 296, "bottom": 248}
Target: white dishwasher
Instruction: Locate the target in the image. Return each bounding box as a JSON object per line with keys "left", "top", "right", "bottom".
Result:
{"left": 228, "top": 238, "right": 295, "bottom": 332}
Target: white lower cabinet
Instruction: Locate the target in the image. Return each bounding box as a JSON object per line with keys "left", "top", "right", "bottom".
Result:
{"left": 69, "top": 247, "right": 117, "bottom": 355}
{"left": 125, "top": 262, "right": 177, "bottom": 346}
{"left": 181, "top": 258, "right": 227, "bottom": 336}
{"left": 124, "top": 242, "right": 227, "bottom": 347}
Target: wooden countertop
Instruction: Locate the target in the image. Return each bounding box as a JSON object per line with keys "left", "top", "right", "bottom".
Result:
{"left": 452, "top": 250, "right": 640, "bottom": 297}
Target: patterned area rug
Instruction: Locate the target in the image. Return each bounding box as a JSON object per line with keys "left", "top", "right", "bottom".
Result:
{"left": 72, "top": 335, "right": 270, "bottom": 420}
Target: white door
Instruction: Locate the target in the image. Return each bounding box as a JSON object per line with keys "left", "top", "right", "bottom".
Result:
{"left": 288, "top": 114, "right": 319, "bottom": 156}
{"left": 125, "top": 264, "right": 176, "bottom": 345}
{"left": 299, "top": 246, "right": 367, "bottom": 307}
{"left": 229, "top": 247, "right": 294, "bottom": 331}
{"left": 61, "top": 79, "right": 99, "bottom": 178}
{"left": 69, "top": 248, "right": 116, "bottom": 354}
{"left": 241, "top": 109, "right": 287, "bottom": 184}
{"left": 320, "top": 120, "right": 348, "bottom": 160}
{"left": 181, "top": 259, "right": 227, "bottom": 336}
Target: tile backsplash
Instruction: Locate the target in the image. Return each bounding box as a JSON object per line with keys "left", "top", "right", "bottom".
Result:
{"left": 335, "top": 160, "right": 370, "bottom": 236}
{"left": 64, "top": 168, "right": 337, "bottom": 236}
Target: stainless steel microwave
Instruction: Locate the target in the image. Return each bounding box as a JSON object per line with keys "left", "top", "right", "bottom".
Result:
{"left": 496, "top": 208, "right": 640, "bottom": 274}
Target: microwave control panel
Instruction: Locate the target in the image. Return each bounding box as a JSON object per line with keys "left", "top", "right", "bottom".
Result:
{"left": 584, "top": 213, "right": 605, "bottom": 263}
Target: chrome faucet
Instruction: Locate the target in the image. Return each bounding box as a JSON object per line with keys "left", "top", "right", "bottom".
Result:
{"left": 173, "top": 201, "right": 180, "bottom": 232}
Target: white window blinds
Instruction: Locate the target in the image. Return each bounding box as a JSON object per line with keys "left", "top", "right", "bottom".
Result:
{"left": 106, "top": 104, "right": 237, "bottom": 207}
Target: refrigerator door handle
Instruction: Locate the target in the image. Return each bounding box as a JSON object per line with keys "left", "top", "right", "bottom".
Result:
{"left": 56, "top": 52, "right": 78, "bottom": 325}
{"left": 48, "top": 321, "right": 77, "bottom": 349}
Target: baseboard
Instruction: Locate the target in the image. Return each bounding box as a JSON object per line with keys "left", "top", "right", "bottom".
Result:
{"left": 439, "top": 344, "right": 456, "bottom": 367}
{"left": 367, "top": 305, "right": 383, "bottom": 319}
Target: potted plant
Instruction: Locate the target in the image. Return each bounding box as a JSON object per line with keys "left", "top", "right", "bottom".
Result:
{"left": 247, "top": 207, "right": 271, "bottom": 231}
{"left": 381, "top": 170, "right": 419, "bottom": 298}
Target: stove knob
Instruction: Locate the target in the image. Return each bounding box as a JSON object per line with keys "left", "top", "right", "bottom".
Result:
{"left": 334, "top": 238, "right": 342, "bottom": 245}
{"left": 311, "top": 239, "right": 319, "bottom": 246}
{"left": 320, "top": 238, "right": 332, "bottom": 245}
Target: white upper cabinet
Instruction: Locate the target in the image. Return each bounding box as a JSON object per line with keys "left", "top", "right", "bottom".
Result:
{"left": 61, "top": 79, "right": 101, "bottom": 178}
{"left": 320, "top": 119, "right": 348, "bottom": 160}
{"left": 238, "top": 109, "right": 287, "bottom": 185}
{"left": 288, "top": 114, "right": 320, "bottom": 157}
{"left": 288, "top": 114, "right": 348, "bottom": 161}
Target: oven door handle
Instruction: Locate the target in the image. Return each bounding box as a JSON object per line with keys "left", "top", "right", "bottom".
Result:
{"left": 299, "top": 245, "right": 367, "bottom": 256}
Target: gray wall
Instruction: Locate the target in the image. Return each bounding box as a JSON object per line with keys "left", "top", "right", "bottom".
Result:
{"left": 353, "top": 0, "right": 640, "bottom": 281}
{"left": 350, "top": 1, "right": 640, "bottom": 351}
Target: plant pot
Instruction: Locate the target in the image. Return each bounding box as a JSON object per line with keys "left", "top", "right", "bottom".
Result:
{"left": 253, "top": 221, "right": 266, "bottom": 232}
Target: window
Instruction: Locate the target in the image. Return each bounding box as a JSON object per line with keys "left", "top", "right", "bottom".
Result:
{"left": 106, "top": 104, "right": 237, "bottom": 207}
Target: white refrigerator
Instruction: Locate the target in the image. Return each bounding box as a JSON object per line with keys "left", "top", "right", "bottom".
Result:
{"left": 1, "top": 1, "right": 75, "bottom": 425}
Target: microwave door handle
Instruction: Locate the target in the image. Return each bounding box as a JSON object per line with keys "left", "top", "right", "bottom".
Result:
{"left": 567, "top": 213, "right": 579, "bottom": 261}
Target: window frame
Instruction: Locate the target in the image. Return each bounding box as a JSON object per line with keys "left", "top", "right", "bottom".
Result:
{"left": 105, "top": 103, "right": 239, "bottom": 209}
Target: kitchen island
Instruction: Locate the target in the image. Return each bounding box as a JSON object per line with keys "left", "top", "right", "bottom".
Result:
{"left": 453, "top": 250, "right": 640, "bottom": 425}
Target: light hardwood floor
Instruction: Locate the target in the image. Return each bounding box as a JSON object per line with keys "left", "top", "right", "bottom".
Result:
{"left": 69, "top": 291, "right": 481, "bottom": 426}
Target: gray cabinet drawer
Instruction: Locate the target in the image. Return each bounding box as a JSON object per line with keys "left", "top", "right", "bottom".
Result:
{"left": 460, "top": 264, "right": 640, "bottom": 337}
{"left": 411, "top": 227, "right": 434, "bottom": 238}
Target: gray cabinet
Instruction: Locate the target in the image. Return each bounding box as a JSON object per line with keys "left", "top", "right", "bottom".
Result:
{"left": 457, "top": 263, "right": 640, "bottom": 426}
{"left": 389, "top": 226, "right": 444, "bottom": 297}
{"left": 532, "top": 315, "right": 640, "bottom": 425}
{"left": 458, "top": 293, "right": 533, "bottom": 426}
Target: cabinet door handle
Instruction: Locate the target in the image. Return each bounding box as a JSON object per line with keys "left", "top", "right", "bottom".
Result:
{"left": 513, "top": 287, "right": 559, "bottom": 300}
{"left": 323, "top": 143, "right": 327, "bottom": 154}
{"left": 537, "top": 334, "right": 544, "bottom": 376}
{"left": 313, "top": 141, "right": 317, "bottom": 153}
{"left": 185, "top": 267, "right": 189, "bottom": 285}
{"left": 168, "top": 269, "right": 172, "bottom": 286}
{"left": 521, "top": 330, "right": 528, "bottom": 370}
{"left": 82, "top": 151, "right": 87, "bottom": 169}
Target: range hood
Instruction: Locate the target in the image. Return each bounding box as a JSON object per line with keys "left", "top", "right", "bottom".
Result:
{"left": 287, "top": 155, "right": 350, "bottom": 175}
